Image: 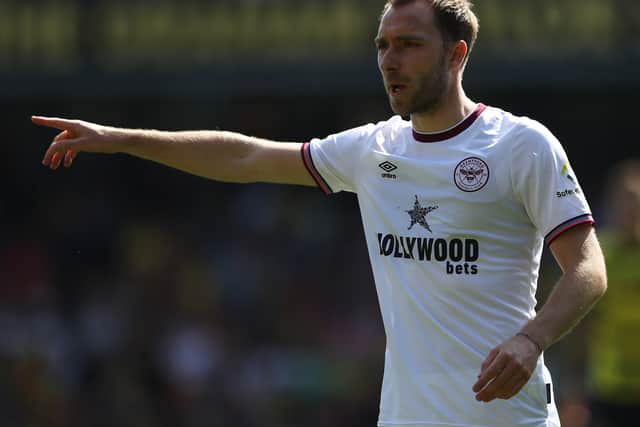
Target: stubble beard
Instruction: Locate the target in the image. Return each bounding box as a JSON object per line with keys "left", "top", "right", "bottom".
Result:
{"left": 389, "top": 54, "right": 449, "bottom": 117}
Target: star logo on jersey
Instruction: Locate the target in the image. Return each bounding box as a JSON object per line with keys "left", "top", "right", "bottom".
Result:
{"left": 406, "top": 195, "right": 438, "bottom": 232}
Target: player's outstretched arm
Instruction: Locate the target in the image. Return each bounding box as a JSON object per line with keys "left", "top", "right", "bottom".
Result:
{"left": 31, "top": 116, "right": 316, "bottom": 186}
{"left": 473, "top": 223, "right": 607, "bottom": 402}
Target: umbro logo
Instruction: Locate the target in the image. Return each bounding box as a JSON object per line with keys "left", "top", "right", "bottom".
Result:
{"left": 379, "top": 161, "right": 398, "bottom": 179}
{"left": 379, "top": 161, "right": 398, "bottom": 172}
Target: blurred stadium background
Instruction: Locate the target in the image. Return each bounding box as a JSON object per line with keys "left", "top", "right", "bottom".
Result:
{"left": 3, "top": 0, "right": 640, "bottom": 426}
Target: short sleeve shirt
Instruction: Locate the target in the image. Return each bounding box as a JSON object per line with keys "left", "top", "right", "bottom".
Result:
{"left": 302, "top": 104, "right": 592, "bottom": 427}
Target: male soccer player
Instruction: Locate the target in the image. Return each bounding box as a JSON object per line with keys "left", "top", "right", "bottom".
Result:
{"left": 33, "top": 1, "right": 607, "bottom": 426}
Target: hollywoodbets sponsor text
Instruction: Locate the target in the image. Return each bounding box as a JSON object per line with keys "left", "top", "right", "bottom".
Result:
{"left": 376, "top": 233, "right": 479, "bottom": 275}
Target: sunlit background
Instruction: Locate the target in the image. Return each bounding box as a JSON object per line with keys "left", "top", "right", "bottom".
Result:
{"left": 3, "top": 1, "right": 640, "bottom": 426}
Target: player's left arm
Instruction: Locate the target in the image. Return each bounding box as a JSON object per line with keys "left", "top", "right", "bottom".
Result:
{"left": 473, "top": 223, "right": 607, "bottom": 402}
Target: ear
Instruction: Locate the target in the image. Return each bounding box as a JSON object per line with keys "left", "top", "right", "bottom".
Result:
{"left": 448, "top": 40, "right": 468, "bottom": 72}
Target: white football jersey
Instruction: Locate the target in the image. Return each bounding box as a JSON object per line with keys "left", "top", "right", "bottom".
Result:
{"left": 302, "top": 104, "right": 593, "bottom": 427}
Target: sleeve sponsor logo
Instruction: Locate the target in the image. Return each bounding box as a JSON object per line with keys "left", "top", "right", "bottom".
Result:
{"left": 560, "top": 160, "right": 576, "bottom": 182}
{"left": 557, "top": 187, "right": 581, "bottom": 198}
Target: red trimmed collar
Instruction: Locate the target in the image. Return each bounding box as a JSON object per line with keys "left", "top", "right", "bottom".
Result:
{"left": 412, "top": 103, "right": 486, "bottom": 143}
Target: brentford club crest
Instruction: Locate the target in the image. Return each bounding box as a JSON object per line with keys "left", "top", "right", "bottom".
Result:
{"left": 454, "top": 157, "right": 490, "bottom": 192}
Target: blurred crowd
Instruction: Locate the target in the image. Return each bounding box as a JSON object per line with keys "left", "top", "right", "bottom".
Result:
{"left": 0, "top": 182, "right": 385, "bottom": 427}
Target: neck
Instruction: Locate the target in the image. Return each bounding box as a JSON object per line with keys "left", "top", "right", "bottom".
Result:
{"left": 410, "top": 85, "right": 476, "bottom": 133}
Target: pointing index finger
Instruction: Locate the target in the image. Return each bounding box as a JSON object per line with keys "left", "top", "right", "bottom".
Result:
{"left": 31, "top": 116, "right": 79, "bottom": 131}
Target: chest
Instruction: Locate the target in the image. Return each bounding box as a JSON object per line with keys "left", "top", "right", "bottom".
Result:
{"left": 355, "top": 138, "right": 526, "bottom": 237}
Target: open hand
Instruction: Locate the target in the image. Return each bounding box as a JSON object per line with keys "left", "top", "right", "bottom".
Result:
{"left": 32, "top": 116, "right": 120, "bottom": 169}
{"left": 472, "top": 334, "right": 541, "bottom": 402}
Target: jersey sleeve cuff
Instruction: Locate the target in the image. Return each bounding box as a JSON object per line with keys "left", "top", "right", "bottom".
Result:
{"left": 301, "top": 142, "right": 333, "bottom": 195}
{"left": 545, "top": 214, "right": 595, "bottom": 246}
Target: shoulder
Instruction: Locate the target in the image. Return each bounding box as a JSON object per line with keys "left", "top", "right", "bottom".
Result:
{"left": 315, "top": 115, "right": 409, "bottom": 150}
{"left": 335, "top": 115, "right": 407, "bottom": 140}
{"left": 498, "top": 108, "right": 560, "bottom": 150}
{"left": 481, "top": 107, "right": 564, "bottom": 163}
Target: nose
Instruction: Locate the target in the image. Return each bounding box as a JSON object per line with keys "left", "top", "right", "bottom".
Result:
{"left": 379, "top": 47, "right": 399, "bottom": 72}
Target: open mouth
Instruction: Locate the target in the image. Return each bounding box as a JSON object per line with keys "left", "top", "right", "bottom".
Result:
{"left": 390, "top": 84, "right": 406, "bottom": 94}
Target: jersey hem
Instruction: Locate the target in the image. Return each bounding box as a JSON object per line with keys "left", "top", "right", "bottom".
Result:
{"left": 301, "top": 142, "right": 333, "bottom": 194}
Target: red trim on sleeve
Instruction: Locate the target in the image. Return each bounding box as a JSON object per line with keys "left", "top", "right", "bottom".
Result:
{"left": 301, "top": 142, "right": 333, "bottom": 195}
{"left": 545, "top": 214, "right": 595, "bottom": 246}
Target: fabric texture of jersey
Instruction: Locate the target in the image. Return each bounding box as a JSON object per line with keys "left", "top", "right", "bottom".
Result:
{"left": 302, "top": 104, "right": 594, "bottom": 427}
